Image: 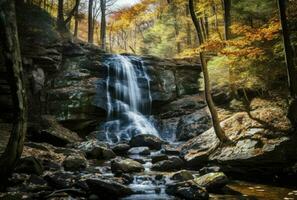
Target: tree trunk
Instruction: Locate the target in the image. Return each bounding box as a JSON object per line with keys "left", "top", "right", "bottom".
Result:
{"left": 277, "top": 0, "right": 297, "bottom": 97}
{"left": 189, "top": 0, "right": 229, "bottom": 143}
{"left": 100, "top": 0, "right": 107, "bottom": 50}
{"left": 73, "top": 0, "right": 79, "bottom": 38}
{"left": 88, "top": 0, "right": 94, "bottom": 43}
{"left": 185, "top": 3, "right": 192, "bottom": 46}
{"left": 74, "top": 17, "right": 79, "bottom": 38}
{"left": 57, "top": 0, "right": 64, "bottom": 30}
{"left": 223, "top": 0, "right": 231, "bottom": 40}
{"left": 0, "top": 0, "right": 27, "bottom": 189}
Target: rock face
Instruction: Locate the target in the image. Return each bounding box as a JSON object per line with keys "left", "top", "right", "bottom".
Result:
{"left": 157, "top": 95, "right": 209, "bottom": 141}
{"left": 176, "top": 109, "right": 211, "bottom": 141}
{"left": 182, "top": 100, "right": 296, "bottom": 178}
{"left": 141, "top": 56, "right": 201, "bottom": 102}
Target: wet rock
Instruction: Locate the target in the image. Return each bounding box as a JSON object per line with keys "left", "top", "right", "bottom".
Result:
{"left": 162, "top": 144, "right": 181, "bottom": 155}
{"left": 86, "top": 146, "right": 116, "bottom": 160}
{"left": 44, "top": 171, "right": 76, "bottom": 189}
{"left": 112, "top": 143, "right": 130, "bottom": 155}
{"left": 166, "top": 180, "right": 209, "bottom": 200}
{"left": 176, "top": 109, "right": 211, "bottom": 141}
{"left": 171, "top": 170, "right": 194, "bottom": 181}
{"left": 62, "top": 154, "right": 87, "bottom": 171}
{"left": 42, "top": 159, "right": 61, "bottom": 171}
{"left": 86, "top": 178, "right": 133, "bottom": 198}
{"left": 111, "top": 158, "right": 144, "bottom": 174}
{"left": 15, "top": 156, "right": 44, "bottom": 175}
{"left": 199, "top": 166, "right": 222, "bottom": 175}
{"left": 158, "top": 95, "right": 206, "bottom": 118}
{"left": 29, "top": 115, "right": 82, "bottom": 147}
{"left": 129, "top": 134, "right": 164, "bottom": 150}
{"left": 152, "top": 156, "right": 184, "bottom": 171}
{"left": 128, "top": 147, "right": 150, "bottom": 155}
{"left": 193, "top": 172, "right": 229, "bottom": 192}
{"left": 151, "top": 154, "right": 168, "bottom": 164}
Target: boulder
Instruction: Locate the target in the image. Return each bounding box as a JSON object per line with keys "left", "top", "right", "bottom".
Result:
{"left": 112, "top": 143, "right": 130, "bottom": 155}
{"left": 193, "top": 172, "right": 229, "bottom": 192}
{"left": 86, "top": 178, "right": 133, "bottom": 198}
{"left": 62, "top": 154, "right": 87, "bottom": 171}
{"left": 152, "top": 156, "right": 184, "bottom": 172}
{"left": 15, "top": 156, "right": 44, "bottom": 175}
{"left": 182, "top": 102, "right": 296, "bottom": 179}
{"left": 151, "top": 154, "right": 168, "bottom": 164}
{"left": 86, "top": 146, "right": 116, "bottom": 160}
{"left": 129, "top": 134, "right": 164, "bottom": 150}
{"left": 176, "top": 109, "right": 211, "bottom": 141}
{"left": 166, "top": 180, "right": 209, "bottom": 200}
{"left": 171, "top": 170, "right": 194, "bottom": 181}
{"left": 128, "top": 147, "right": 150, "bottom": 156}
{"left": 44, "top": 171, "right": 76, "bottom": 189}
{"left": 29, "top": 115, "right": 82, "bottom": 147}
{"left": 111, "top": 158, "right": 144, "bottom": 174}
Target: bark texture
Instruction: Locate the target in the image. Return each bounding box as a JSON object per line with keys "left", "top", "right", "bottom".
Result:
{"left": 0, "top": 0, "right": 27, "bottom": 189}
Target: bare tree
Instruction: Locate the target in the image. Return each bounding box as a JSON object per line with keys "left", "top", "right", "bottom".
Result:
{"left": 189, "top": 0, "right": 230, "bottom": 143}
{"left": 57, "top": 0, "right": 80, "bottom": 31}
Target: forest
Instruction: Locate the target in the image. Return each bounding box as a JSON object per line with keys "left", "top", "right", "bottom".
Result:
{"left": 0, "top": 0, "right": 297, "bottom": 199}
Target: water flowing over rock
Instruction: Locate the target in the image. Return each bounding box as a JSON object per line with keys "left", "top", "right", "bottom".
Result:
{"left": 99, "top": 55, "right": 159, "bottom": 143}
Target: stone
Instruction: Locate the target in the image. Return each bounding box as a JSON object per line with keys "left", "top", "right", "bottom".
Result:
{"left": 86, "top": 178, "right": 133, "bottom": 198}
{"left": 152, "top": 156, "right": 184, "bottom": 172}
{"left": 176, "top": 109, "right": 211, "bottom": 141}
{"left": 111, "top": 158, "right": 144, "bottom": 174}
{"left": 44, "top": 171, "right": 76, "bottom": 189}
{"left": 129, "top": 134, "right": 164, "bottom": 150}
{"left": 15, "top": 156, "right": 44, "bottom": 175}
{"left": 199, "top": 166, "right": 222, "bottom": 175}
{"left": 162, "top": 144, "right": 181, "bottom": 155}
{"left": 128, "top": 147, "right": 150, "bottom": 155}
{"left": 86, "top": 146, "right": 116, "bottom": 160}
{"left": 62, "top": 154, "right": 87, "bottom": 171}
{"left": 166, "top": 180, "right": 209, "bottom": 200}
{"left": 171, "top": 170, "right": 194, "bottom": 181}
{"left": 151, "top": 154, "right": 168, "bottom": 164}
{"left": 112, "top": 143, "right": 130, "bottom": 155}
{"left": 182, "top": 103, "right": 295, "bottom": 179}
{"left": 193, "top": 172, "right": 229, "bottom": 192}
{"left": 29, "top": 115, "right": 82, "bottom": 147}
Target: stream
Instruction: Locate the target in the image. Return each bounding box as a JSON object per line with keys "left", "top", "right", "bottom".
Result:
{"left": 96, "top": 55, "right": 297, "bottom": 200}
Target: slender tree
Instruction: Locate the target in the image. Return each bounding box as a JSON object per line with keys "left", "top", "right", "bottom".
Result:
{"left": 88, "top": 0, "right": 94, "bottom": 43}
{"left": 189, "top": 0, "right": 230, "bottom": 143}
{"left": 223, "top": 0, "right": 231, "bottom": 40}
{"left": 0, "top": 0, "right": 27, "bottom": 189}
{"left": 100, "top": 0, "right": 107, "bottom": 50}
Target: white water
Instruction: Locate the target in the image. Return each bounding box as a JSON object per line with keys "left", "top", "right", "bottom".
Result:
{"left": 103, "top": 55, "right": 158, "bottom": 143}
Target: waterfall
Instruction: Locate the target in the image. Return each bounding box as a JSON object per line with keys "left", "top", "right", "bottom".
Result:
{"left": 102, "top": 55, "right": 158, "bottom": 143}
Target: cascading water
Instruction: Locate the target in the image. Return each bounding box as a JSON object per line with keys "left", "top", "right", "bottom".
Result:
{"left": 102, "top": 54, "right": 158, "bottom": 143}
